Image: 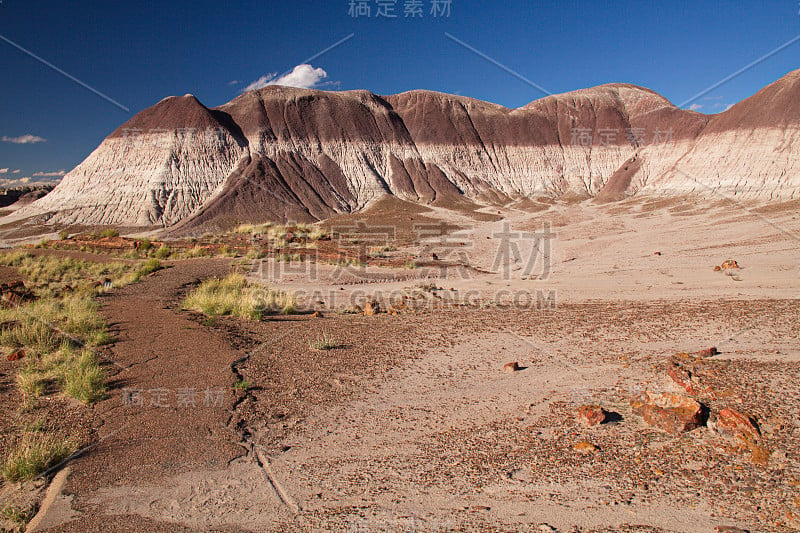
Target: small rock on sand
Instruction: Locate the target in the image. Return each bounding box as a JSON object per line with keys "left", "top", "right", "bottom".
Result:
{"left": 576, "top": 405, "right": 607, "bottom": 426}
{"left": 698, "top": 346, "right": 718, "bottom": 358}
{"left": 573, "top": 441, "right": 599, "bottom": 454}
{"left": 708, "top": 408, "right": 761, "bottom": 442}
{"left": 630, "top": 391, "right": 705, "bottom": 434}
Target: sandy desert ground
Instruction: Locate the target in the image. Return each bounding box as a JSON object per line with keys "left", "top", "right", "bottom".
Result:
{"left": 1, "top": 195, "right": 799, "bottom": 532}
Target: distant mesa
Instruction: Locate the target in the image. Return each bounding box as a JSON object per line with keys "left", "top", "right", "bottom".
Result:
{"left": 11, "top": 69, "right": 800, "bottom": 232}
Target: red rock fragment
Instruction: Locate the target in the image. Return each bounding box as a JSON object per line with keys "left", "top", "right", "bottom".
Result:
{"left": 749, "top": 444, "right": 771, "bottom": 465}
{"left": 708, "top": 408, "right": 760, "bottom": 443}
{"left": 0, "top": 281, "right": 35, "bottom": 308}
{"left": 503, "top": 362, "right": 520, "bottom": 373}
{"left": 577, "top": 405, "right": 607, "bottom": 427}
{"left": 697, "top": 347, "right": 718, "bottom": 358}
{"left": 363, "top": 301, "right": 380, "bottom": 316}
{"left": 573, "top": 441, "right": 599, "bottom": 454}
{"left": 6, "top": 349, "right": 24, "bottom": 361}
{"left": 668, "top": 363, "right": 704, "bottom": 396}
{"left": 720, "top": 259, "right": 739, "bottom": 269}
{"left": 630, "top": 391, "right": 705, "bottom": 434}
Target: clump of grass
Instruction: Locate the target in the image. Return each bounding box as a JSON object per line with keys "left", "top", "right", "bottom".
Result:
{"left": 16, "top": 367, "right": 45, "bottom": 398}
{"left": 61, "top": 349, "right": 105, "bottom": 404}
{"left": 137, "top": 238, "right": 153, "bottom": 252}
{"left": 245, "top": 247, "right": 266, "bottom": 260}
{"left": 309, "top": 331, "right": 340, "bottom": 350}
{"left": 99, "top": 228, "right": 119, "bottom": 238}
{"left": 58, "top": 229, "right": 70, "bottom": 240}
{"left": 0, "top": 503, "right": 36, "bottom": 526}
{"left": 307, "top": 226, "right": 328, "bottom": 241}
{"left": 180, "top": 245, "right": 209, "bottom": 259}
{"left": 2, "top": 432, "right": 73, "bottom": 482}
{"left": 233, "top": 380, "right": 251, "bottom": 390}
{"left": 0, "top": 318, "right": 61, "bottom": 352}
{"left": 231, "top": 221, "right": 280, "bottom": 236}
{"left": 0, "top": 252, "right": 150, "bottom": 294}
{"left": 153, "top": 246, "right": 171, "bottom": 259}
{"left": 234, "top": 223, "right": 255, "bottom": 234}
{"left": 281, "top": 298, "right": 297, "bottom": 315}
{"left": 0, "top": 296, "right": 109, "bottom": 349}
{"left": 0, "top": 502, "right": 36, "bottom": 531}
{"left": 14, "top": 344, "right": 105, "bottom": 404}
{"left": 183, "top": 273, "right": 296, "bottom": 320}
{"left": 218, "top": 245, "right": 238, "bottom": 258}
{"left": 135, "top": 258, "right": 162, "bottom": 279}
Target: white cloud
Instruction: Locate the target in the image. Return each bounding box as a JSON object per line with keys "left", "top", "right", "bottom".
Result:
{"left": 32, "top": 170, "right": 66, "bottom": 177}
{"left": 688, "top": 103, "right": 703, "bottom": 111}
{"left": 228, "top": 80, "right": 241, "bottom": 86}
{"left": 1, "top": 134, "right": 46, "bottom": 144}
{"left": 244, "top": 64, "right": 328, "bottom": 92}
{"left": 12, "top": 169, "right": 20, "bottom": 174}
{"left": 707, "top": 102, "right": 733, "bottom": 111}
{"left": 0, "top": 177, "right": 32, "bottom": 188}
{"left": 0, "top": 168, "right": 8, "bottom": 174}
{"left": 244, "top": 73, "right": 276, "bottom": 91}
{"left": 0, "top": 173, "right": 63, "bottom": 189}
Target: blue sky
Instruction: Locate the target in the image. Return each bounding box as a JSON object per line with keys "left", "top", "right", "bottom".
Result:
{"left": 1, "top": 0, "right": 799, "bottom": 184}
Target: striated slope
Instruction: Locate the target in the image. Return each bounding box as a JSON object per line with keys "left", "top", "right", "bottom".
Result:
{"left": 20, "top": 95, "right": 248, "bottom": 226}
{"left": 16, "top": 70, "right": 800, "bottom": 229}
{"left": 387, "top": 85, "right": 709, "bottom": 199}
{"left": 641, "top": 70, "right": 800, "bottom": 200}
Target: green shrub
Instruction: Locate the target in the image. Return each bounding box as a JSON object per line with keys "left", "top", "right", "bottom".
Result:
{"left": 233, "top": 380, "right": 251, "bottom": 390}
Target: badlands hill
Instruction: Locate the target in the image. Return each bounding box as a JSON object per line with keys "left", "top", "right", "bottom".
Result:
{"left": 15, "top": 69, "right": 800, "bottom": 230}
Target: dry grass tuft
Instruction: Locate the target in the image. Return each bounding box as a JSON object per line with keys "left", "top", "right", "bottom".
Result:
{"left": 183, "top": 273, "right": 296, "bottom": 320}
